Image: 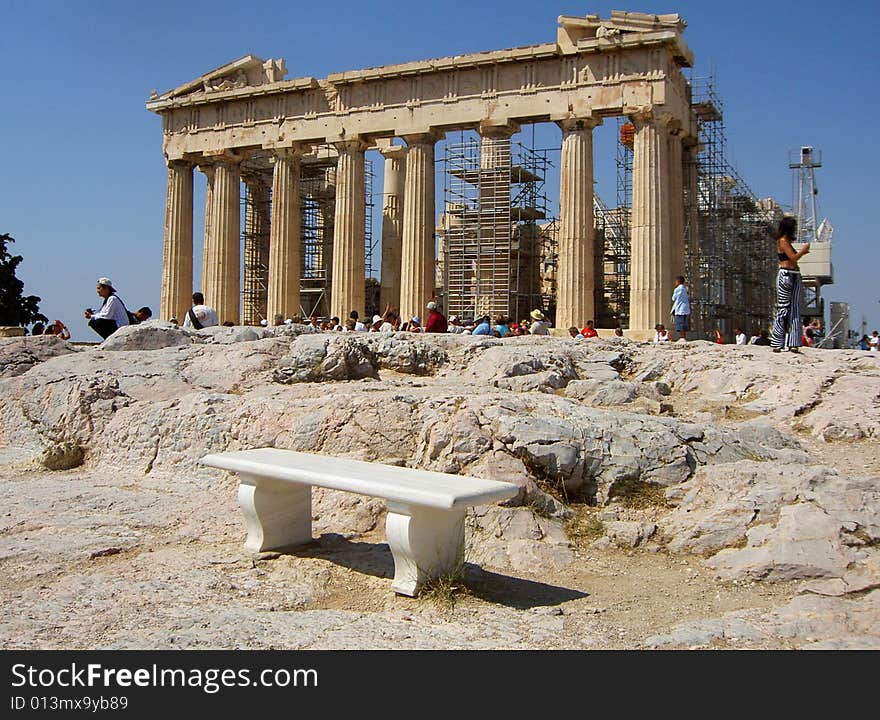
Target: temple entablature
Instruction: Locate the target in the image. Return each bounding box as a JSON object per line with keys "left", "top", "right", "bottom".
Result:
{"left": 148, "top": 12, "right": 694, "bottom": 162}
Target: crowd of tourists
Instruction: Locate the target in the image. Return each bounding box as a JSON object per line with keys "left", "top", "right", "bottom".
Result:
{"left": 260, "top": 304, "right": 556, "bottom": 338}
{"left": 28, "top": 240, "right": 880, "bottom": 351}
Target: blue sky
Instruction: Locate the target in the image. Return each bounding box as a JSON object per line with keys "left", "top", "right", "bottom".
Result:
{"left": 2, "top": 0, "right": 878, "bottom": 340}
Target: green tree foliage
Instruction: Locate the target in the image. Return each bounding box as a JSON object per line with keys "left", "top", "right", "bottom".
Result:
{"left": 0, "top": 233, "right": 47, "bottom": 327}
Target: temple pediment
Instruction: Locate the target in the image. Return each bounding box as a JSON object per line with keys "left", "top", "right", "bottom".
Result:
{"left": 149, "top": 55, "right": 288, "bottom": 102}
{"left": 557, "top": 11, "right": 690, "bottom": 64}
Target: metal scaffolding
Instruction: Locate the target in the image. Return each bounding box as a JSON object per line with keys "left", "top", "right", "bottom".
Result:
{"left": 610, "top": 79, "right": 776, "bottom": 336}
{"left": 440, "top": 133, "right": 552, "bottom": 322}
{"left": 686, "top": 76, "right": 777, "bottom": 340}
{"left": 240, "top": 155, "right": 272, "bottom": 325}
{"left": 239, "top": 147, "right": 374, "bottom": 322}
{"left": 608, "top": 118, "right": 634, "bottom": 329}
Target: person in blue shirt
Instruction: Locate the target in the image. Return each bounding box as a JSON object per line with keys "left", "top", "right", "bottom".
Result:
{"left": 471, "top": 315, "right": 492, "bottom": 335}
{"left": 493, "top": 315, "right": 511, "bottom": 337}
{"left": 670, "top": 276, "right": 691, "bottom": 341}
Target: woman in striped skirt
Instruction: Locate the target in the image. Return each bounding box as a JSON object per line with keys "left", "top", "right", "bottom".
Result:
{"left": 771, "top": 217, "right": 810, "bottom": 353}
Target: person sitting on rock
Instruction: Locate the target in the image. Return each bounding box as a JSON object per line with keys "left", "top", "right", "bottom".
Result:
{"left": 380, "top": 312, "right": 397, "bottom": 332}
{"left": 528, "top": 309, "right": 550, "bottom": 335}
{"left": 31, "top": 321, "right": 45, "bottom": 336}
{"left": 45, "top": 319, "right": 71, "bottom": 339}
{"left": 471, "top": 315, "right": 492, "bottom": 336}
{"left": 447, "top": 315, "right": 466, "bottom": 334}
{"left": 753, "top": 329, "right": 771, "bottom": 346}
{"left": 424, "top": 301, "right": 448, "bottom": 333}
{"left": 84, "top": 277, "right": 130, "bottom": 339}
{"left": 349, "top": 310, "right": 366, "bottom": 332}
{"left": 493, "top": 315, "right": 511, "bottom": 338}
{"left": 182, "top": 292, "right": 219, "bottom": 330}
{"left": 580, "top": 320, "right": 598, "bottom": 338}
{"left": 133, "top": 307, "right": 152, "bottom": 322}
{"left": 653, "top": 324, "right": 670, "bottom": 343}
{"left": 568, "top": 326, "right": 584, "bottom": 340}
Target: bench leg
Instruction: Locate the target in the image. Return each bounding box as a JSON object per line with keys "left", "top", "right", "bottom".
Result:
{"left": 385, "top": 502, "right": 466, "bottom": 597}
{"left": 238, "top": 473, "right": 312, "bottom": 552}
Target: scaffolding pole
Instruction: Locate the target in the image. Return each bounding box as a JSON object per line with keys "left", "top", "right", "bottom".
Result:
{"left": 238, "top": 147, "right": 374, "bottom": 323}
{"left": 684, "top": 74, "right": 776, "bottom": 341}
{"left": 440, "top": 132, "right": 552, "bottom": 322}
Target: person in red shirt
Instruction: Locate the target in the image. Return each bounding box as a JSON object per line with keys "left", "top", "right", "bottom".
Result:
{"left": 580, "top": 320, "right": 598, "bottom": 338}
{"left": 424, "top": 301, "right": 448, "bottom": 333}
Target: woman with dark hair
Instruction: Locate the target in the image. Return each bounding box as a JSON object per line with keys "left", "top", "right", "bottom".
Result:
{"left": 770, "top": 217, "right": 810, "bottom": 353}
{"left": 84, "top": 277, "right": 130, "bottom": 339}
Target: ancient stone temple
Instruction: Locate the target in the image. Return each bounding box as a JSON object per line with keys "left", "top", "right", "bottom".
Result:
{"left": 148, "top": 11, "right": 696, "bottom": 332}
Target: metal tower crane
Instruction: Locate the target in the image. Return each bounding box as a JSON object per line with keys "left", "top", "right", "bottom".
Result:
{"left": 788, "top": 145, "right": 834, "bottom": 329}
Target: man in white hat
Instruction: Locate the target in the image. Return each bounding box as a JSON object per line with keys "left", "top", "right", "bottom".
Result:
{"left": 84, "top": 277, "right": 130, "bottom": 339}
{"left": 447, "top": 315, "right": 466, "bottom": 334}
{"left": 424, "top": 300, "right": 448, "bottom": 333}
{"left": 529, "top": 309, "right": 550, "bottom": 336}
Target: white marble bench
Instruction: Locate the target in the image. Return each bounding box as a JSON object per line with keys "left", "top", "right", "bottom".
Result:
{"left": 199, "top": 448, "right": 519, "bottom": 596}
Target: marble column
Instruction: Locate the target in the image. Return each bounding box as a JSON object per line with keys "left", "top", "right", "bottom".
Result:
{"left": 243, "top": 174, "right": 270, "bottom": 325}
{"left": 204, "top": 155, "right": 241, "bottom": 325}
{"left": 267, "top": 148, "right": 303, "bottom": 322}
{"left": 629, "top": 110, "right": 673, "bottom": 332}
{"left": 556, "top": 115, "right": 601, "bottom": 329}
{"left": 330, "top": 139, "right": 368, "bottom": 320}
{"left": 160, "top": 159, "right": 194, "bottom": 322}
{"left": 198, "top": 161, "right": 215, "bottom": 304}
{"left": 399, "top": 132, "right": 439, "bottom": 323}
{"left": 478, "top": 122, "right": 517, "bottom": 169}
{"left": 379, "top": 145, "right": 407, "bottom": 313}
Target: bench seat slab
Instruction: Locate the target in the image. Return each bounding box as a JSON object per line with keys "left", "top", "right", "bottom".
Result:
{"left": 239, "top": 473, "right": 313, "bottom": 551}
{"left": 386, "top": 502, "right": 466, "bottom": 597}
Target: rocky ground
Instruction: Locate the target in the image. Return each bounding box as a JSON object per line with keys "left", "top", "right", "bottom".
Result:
{"left": 0, "top": 324, "right": 877, "bottom": 649}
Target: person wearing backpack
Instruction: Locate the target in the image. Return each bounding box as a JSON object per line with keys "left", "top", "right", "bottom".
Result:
{"left": 83, "top": 277, "right": 130, "bottom": 339}
{"left": 132, "top": 307, "right": 152, "bottom": 322}
{"left": 182, "top": 292, "right": 219, "bottom": 330}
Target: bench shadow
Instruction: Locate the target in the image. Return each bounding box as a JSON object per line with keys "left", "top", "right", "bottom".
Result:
{"left": 283, "top": 533, "right": 588, "bottom": 610}
{"left": 462, "top": 566, "right": 589, "bottom": 610}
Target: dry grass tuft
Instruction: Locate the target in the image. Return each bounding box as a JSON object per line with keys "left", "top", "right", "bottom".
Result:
{"left": 608, "top": 480, "right": 669, "bottom": 510}
{"left": 418, "top": 570, "right": 470, "bottom": 612}
{"left": 565, "top": 507, "right": 606, "bottom": 548}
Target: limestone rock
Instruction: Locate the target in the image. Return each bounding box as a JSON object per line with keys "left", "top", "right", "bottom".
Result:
{"left": 101, "top": 321, "right": 194, "bottom": 351}
{"left": 196, "top": 325, "right": 274, "bottom": 344}
{"left": 467, "top": 506, "right": 574, "bottom": 572}
{"left": 273, "top": 335, "right": 378, "bottom": 383}
{"left": 662, "top": 459, "right": 879, "bottom": 584}
{"left": 313, "top": 489, "right": 384, "bottom": 537}
{"left": 39, "top": 442, "right": 85, "bottom": 471}
{"left": 0, "top": 335, "right": 77, "bottom": 378}
{"left": 646, "top": 589, "right": 880, "bottom": 650}
{"left": 369, "top": 335, "right": 448, "bottom": 374}
{"left": 707, "top": 503, "right": 856, "bottom": 581}
{"left": 605, "top": 521, "right": 645, "bottom": 548}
